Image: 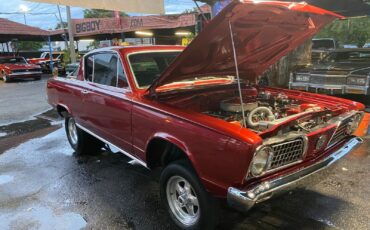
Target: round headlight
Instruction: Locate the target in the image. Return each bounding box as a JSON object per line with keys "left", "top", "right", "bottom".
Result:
{"left": 348, "top": 113, "right": 363, "bottom": 134}
{"left": 251, "top": 146, "right": 272, "bottom": 177}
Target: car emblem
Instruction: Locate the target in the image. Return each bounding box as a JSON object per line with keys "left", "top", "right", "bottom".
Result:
{"left": 316, "top": 135, "right": 328, "bottom": 151}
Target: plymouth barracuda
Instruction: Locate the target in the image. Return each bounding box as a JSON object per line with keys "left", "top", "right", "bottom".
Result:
{"left": 290, "top": 49, "right": 370, "bottom": 95}
{"left": 0, "top": 56, "right": 42, "bottom": 82}
{"left": 47, "top": 1, "right": 364, "bottom": 229}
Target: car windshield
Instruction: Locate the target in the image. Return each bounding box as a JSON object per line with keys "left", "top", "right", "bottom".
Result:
{"left": 323, "top": 51, "right": 370, "bottom": 63}
{"left": 128, "top": 51, "right": 181, "bottom": 88}
{"left": 0, "top": 57, "right": 27, "bottom": 64}
{"left": 312, "top": 40, "right": 335, "bottom": 49}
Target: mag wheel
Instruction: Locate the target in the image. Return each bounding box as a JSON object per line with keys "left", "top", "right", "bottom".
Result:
{"left": 160, "top": 160, "right": 219, "bottom": 230}
{"left": 65, "top": 116, "right": 103, "bottom": 155}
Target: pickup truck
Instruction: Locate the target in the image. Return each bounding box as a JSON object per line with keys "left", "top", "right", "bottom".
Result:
{"left": 47, "top": 1, "right": 364, "bottom": 229}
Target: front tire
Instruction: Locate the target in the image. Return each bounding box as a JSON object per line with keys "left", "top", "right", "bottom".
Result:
{"left": 65, "top": 116, "right": 103, "bottom": 155}
{"left": 160, "top": 160, "right": 219, "bottom": 230}
{"left": 1, "top": 71, "right": 10, "bottom": 83}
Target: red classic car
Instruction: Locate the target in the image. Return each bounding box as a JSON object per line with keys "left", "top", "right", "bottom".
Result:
{"left": 47, "top": 1, "right": 364, "bottom": 229}
{"left": 0, "top": 56, "right": 42, "bottom": 82}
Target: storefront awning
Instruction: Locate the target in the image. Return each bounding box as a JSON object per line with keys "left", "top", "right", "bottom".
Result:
{"left": 27, "top": 0, "right": 165, "bottom": 14}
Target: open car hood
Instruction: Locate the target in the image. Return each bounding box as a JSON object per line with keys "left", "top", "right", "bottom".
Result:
{"left": 150, "top": 0, "right": 342, "bottom": 92}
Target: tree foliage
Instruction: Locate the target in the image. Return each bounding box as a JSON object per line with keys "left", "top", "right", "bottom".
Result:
{"left": 18, "top": 41, "right": 43, "bottom": 51}
{"left": 55, "top": 22, "right": 68, "bottom": 30}
{"left": 315, "top": 17, "right": 370, "bottom": 47}
{"left": 83, "top": 9, "right": 128, "bottom": 18}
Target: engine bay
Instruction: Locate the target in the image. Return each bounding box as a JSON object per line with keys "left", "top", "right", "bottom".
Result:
{"left": 201, "top": 87, "right": 333, "bottom": 134}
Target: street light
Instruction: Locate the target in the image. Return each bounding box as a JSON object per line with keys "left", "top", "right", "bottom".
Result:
{"left": 175, "top": 31, "right": 192, "bottom": 36}
{"left": 135, "top": 31, "right": 153, "bottom": 36}
{"left": 19, "top": 4, "right": 29, "bottom": 25}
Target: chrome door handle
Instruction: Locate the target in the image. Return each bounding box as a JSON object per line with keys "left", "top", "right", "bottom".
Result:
{"left": 81, "top": 90, "right": 89, "bottom": 95}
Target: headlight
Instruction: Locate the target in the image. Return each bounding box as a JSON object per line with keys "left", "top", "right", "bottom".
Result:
{"left": 250, "top": 146, "right": 272, "bottom": 177}
{"left": 295, "top": 74, "right": 310, "bottom": 82}
{"left": 348, "top": 113, "right": 363, "bottom": 134}
{"left": 347, "top": 76, "right": 367, "bottom": 86}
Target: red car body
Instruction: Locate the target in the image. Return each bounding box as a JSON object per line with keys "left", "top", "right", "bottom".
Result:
{"left": 47, "top": 1, "right": 364, "bottom": 228}
{"left": 0, "top": 56, "right": 42, "bottom": 82}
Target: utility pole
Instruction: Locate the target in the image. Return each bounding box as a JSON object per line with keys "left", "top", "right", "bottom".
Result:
{"left": 23, "top": 13, "right": 27, "bottom": 25}
{"left": 66, "top": 6, "right": 76, "bottom": 63}
{"left": 57, "top": 5, "right": 69, "bottom": 50}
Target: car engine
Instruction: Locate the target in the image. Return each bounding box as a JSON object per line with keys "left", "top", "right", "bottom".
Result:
{"left": 203, "top": 89, "right": 331, "bottom": 133}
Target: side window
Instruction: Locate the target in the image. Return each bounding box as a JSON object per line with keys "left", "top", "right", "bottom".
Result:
{"left": 117, "top": 60, "right": 128, "bottom": 88}
{"left": 85, "top": 55, "right": 94, "bottom": 82}
{"left": 93, "top": 53, "right": 117, "bottom": 87}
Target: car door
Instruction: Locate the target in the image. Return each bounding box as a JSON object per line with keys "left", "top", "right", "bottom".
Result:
{"left": 80, "top": 52, "right": 134, "bottom": 154}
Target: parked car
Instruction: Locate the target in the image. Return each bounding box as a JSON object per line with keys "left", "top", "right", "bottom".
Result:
{"left": 47, "top": 1, "right": 364, "bottom": 229}
{"left": 0, "top": 56, "right": 42, "bottom": 82}
{"left": 65, "top": 62, "right": 79, "bottom": 74}
{"left": 343, "top": 44, "right": 358, "bottom": 48}
{"left": 311, "top": 38, "right": 336, "bottom": 62}
{"left": 28, "top": 51, "right": 65, "bottom": 74}
{"left": 290, "top": 48, "right": 370, "bottom": 95}
{"left": 363, "top": 43, "right": 370, "bottom": 48}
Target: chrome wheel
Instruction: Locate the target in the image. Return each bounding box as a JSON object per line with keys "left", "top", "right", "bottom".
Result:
{"left": 166, "top": 175, "right": 200, "bottom": 226}
{"left": 68, "top": 118, "right": 78, "bottom": 145}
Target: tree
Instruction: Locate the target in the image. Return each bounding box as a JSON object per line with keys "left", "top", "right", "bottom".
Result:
{"left": 83, "top": 9, "right": 128, "bottom": 18}
{"left": 315, "top": 17, "right": 370, "bottom": 47}
{"left": 55, "top": 22, "right": 68, "bottom": 30}
{"left": 18, "top": 41, "right": 44, "bottom": 51}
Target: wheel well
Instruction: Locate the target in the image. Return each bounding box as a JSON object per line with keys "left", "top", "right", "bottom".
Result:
{"left": 146, "top": 138, "right": 190, "bottom": 169}
{"left": 56, "top": 105, "right": 69, "bottom": 117}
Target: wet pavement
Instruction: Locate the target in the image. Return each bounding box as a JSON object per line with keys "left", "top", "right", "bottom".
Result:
{"left": 0, "top": 75, "right": 52, "bottom": 126}
{"left": 0, "top": 117, "right": 368, "bottom": 230}
{"left": 0, "top": 77, "right": 369, "bottom": 229}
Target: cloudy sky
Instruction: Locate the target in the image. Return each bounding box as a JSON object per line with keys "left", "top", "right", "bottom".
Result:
{"left": 0, "top": 0, "right": 199, "bottom": 29}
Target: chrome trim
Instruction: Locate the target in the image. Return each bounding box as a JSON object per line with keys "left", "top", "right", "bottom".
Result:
{"left": 83, "top": 50, "right": 132, "bottom": 92}
{"left": 289, "top": 82, "right": 369, "bottom": 95}
{"left": 248, "top": 133, "right": 308, "bottom": 179}
{"left": 326, "top": 111, "right": 363, "bottom": 148}
{"left": 75, "top": 123, "right": 148, "bottom": 168}
{"left": 9, "top": 71, "right": 42, "bottom": 76}
{"left": 228, "top": 137, "right": 363, "bottom": 212}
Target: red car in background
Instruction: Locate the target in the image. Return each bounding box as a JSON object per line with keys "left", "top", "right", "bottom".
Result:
{"left": 47, "top": 1, "right": 365, "bottom": 229}
{"left": 0, "top": 56, "right": 42, "bottom": 82}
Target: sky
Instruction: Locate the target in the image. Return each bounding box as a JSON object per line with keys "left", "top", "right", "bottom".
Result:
{"left": 0, "top": 0, "right": 200, "bottom": 30}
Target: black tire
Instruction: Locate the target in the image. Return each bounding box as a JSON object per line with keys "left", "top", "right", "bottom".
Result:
{"left": 160, "top": 160, "right": 219, "bottom": 230}
{"left": 34, "top": 76, "right": 42, "bottom": 81}
{"left": 65, "top": 116, "right": 104, "bottom": 155}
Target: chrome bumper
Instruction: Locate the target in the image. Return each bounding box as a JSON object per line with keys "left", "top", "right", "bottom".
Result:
{"left": 9, "top": 71, "right": 42, "bottom": 77}
{"left": 289, "top": 82, "right": 369, "bottom": 95}
{"left": 227, "top": 137, "right": 363, "bottom": 212}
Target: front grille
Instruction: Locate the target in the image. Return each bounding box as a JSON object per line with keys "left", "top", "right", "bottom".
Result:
{"left": 328, "top": 116, "right": 353, "bottom": 147}
{"left": 269, "top": 138, "right": 305, "bottom": 170}
{"left": 310, "top": 75, "right": 347, "bottom": 85}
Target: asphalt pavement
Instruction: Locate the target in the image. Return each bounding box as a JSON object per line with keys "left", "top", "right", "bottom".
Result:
{"left": 0, "top": 75, "right": 52, "bottom": 126}
{"left": 0, "top": 78, "right": 369, "bottom": 230}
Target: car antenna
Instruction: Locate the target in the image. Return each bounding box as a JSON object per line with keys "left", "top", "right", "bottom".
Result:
{"left": 229, "top": 20, "right": 247, "bottom": 127}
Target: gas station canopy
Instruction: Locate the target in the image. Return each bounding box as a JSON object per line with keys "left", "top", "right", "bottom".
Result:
{"left": 27, "top": 0, "right": 165, "bottom": 14}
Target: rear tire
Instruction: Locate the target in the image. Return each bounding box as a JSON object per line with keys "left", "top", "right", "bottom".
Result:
{"left": 160, "top": 160, "right": 219, "bottom": 230}
{"left": 65, "top": 116, "right": 104, "bottom": 155}
{"left": 34, "top": 76, "right": 41, "bottom": 81}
